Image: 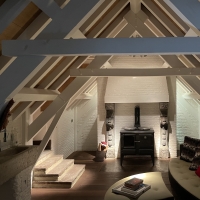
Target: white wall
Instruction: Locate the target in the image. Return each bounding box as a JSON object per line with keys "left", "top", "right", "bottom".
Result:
{"left": 167, "top": 77, "right": 177, "bottom": 158}
{"left": 50, "top": 84, "right": 98, "bottom": 157}
{"left": 176, "top": 81, "right": 200, "bottom": 147}
{"left": 51, "top": 107, "right": 75, "bottom": 158}
{"left": 105, "top": 76, "right": 169, "bottom": 103}
{"left": 76, "top": 89, "right": 97, "bottom": 151}
{"left": 97, "top": 78, "right": 107, "bottom": 144}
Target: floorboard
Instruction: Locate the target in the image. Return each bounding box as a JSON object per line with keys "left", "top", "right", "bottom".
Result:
{"left": 31, "top": 151, "right": 172, "bottom": 200}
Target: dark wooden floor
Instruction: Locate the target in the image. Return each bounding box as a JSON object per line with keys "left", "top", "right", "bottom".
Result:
{"left": 31, "top": 151, "right": 172, "bottom": 200}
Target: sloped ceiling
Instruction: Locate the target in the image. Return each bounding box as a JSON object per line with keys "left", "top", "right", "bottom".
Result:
{"left": 0, "top": 0, "right": 200, "bottom": 141}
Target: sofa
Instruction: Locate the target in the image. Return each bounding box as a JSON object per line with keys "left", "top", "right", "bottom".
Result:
{"left": 169, "top": 137, "right": 200, "bottom": 200}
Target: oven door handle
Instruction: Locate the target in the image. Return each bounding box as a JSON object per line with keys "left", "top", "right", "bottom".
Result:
{"left": 134, "top": 141, "right": 140, "bottom": 143}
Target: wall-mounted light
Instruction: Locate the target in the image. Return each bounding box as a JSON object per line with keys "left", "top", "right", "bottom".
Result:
{"left": 182, "top": 92, "right": 200, "bottom": 99}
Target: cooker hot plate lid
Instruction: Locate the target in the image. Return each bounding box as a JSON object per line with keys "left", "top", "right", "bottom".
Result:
{"left": 124, "top": 127, "right": 150, "bottom": 131}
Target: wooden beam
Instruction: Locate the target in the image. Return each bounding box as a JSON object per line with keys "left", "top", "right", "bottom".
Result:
{"left": 13, "top": 88, "right": 59, "bottom": 102}
{"left": 154, "top": 0, "right": 189, "bottom": 33}
{"left": 130, "top": 0, "right": 141, "bottom": 14}
{"left": 142, "top": 0, "right": 184, "bottom": 37}
{"left": 21, "top": 3, "right": 128, "bottom": 115}
{"left": 34, "top": 2, "right": 128, "bottom": 90}
{"left": 46, "top": 11, "right": 132, "bottom": 90}
{"left": 137, "top": 13, "right": 200, "bottom": 96}
{"left": 0, "top": 56, "right": 49, "bottom": 111}
{"left": 12, "top": 102, "right": 33, "bottom": 121}
{"left": 37, "top": 0, "right": 105, "bottom": 39}
{"left": 178, "top": 55, "right": 200, "bottom": 68}
{"left": 28, "top": 3, "right": 129, "bottom": 92}
{"left": 68, "top": 77, "right": 96, "bottom": 105}
{"left": 27, "top": 15, "right": 136, "bottom": 139}
{"left": 185, "top": 28, "right": 198, "bottom": 37}
{"left": 86, "top": 0, "right": 129, "bottom": 38}
{"left": 138, "top": 10, "right": 199, "bottom": 69}
{"left": 54, "top": 0, "right": 70, "bottom": 9}
{"left": 16, "top": 0, "right": 98, "bottom": 114}
{"left": 0, "top": 56, "right": 16, "bottom": 75}
{"left": 124, "top": 10, "right": 148, "bottom": 30}
{"left": 76, "top": 93, "right": 92, "bottom": 100}
{"left": 31, "top": 0, "right": 61, "bottom": 19}
{"left": 28, "top": 77, "right": 89, "bottom": 140}
{"left": 25, "top": 57, "right": 64, "bottom": 88}
{"left": 0, "top": 1, "right": 68, "bottom": 74}
{"left": 0, "top": 0, "right": 103, "bottom": 114}
{"left": 139, "top": 9, "right": 200, "bottom": 69}
{"left": 99, "top": 6, "right": 129, "bottom": 38}
{"left": 4, "top": 37, "right": 200, "bottom": 56}
{"left": 30, "top": 102, "right": 45, "bottom": 115}
{"left": 72, "top": 30, "right": 86, "bottom": 39}
{"left": 37, "top": 56, "right": 77, "bottom": 89}
{"left": 165, "top": 0, "right": 200, "bottom": 30}
{"left": 142, "top": 6, "right": 172, "bottom": 37}
{"left": 80, "top": 0, "right": 116, "bottom": 34}
{"left": 0, "top": 0, "right": 29, "bottom": 34}
{"left": 70, "top": 68, "right": 200, "bottom": 77}
{"left": 48, "top": 56, "right": 88, "bottom": 90}
{"left": 182, "top": 76, "right": 200, "bottom": 95}
{"left": 37, "top": 31, "right": 86, "bottom": 89}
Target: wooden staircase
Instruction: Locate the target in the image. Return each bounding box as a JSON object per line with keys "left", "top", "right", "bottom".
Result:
{"left": 32, "top": 151, "right": 85, "bottom": 188}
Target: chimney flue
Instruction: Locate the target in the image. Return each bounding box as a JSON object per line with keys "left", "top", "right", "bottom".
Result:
{"left": 134, "top": 106, "right": 140, "bottom": 128}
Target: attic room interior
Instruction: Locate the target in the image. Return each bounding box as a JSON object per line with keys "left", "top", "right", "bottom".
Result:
{"left": 0, "top": 0, "right": 200, "bottom": 199}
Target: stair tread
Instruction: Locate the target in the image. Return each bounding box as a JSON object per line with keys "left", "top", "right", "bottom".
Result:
{"left": 35, "top": 155, "right": 63, "bottom": 170}
{"left": 60, "top": 164, "right": 85, "bottom": 182}
{"left": 36, "top": 150, "right": 53, "bottom": 165}
{"left": 39, "top": 150, "right": 53, "bottom": 159}
{"left": 34, "top": 164, "right": 85, "bottom": 183}
{"left": 46, "top": 159, "right": 74, "bottom": 176}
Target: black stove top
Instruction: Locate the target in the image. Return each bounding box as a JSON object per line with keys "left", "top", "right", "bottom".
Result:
{"left": 123, "top": 127, "right": 150, "bottom": 131}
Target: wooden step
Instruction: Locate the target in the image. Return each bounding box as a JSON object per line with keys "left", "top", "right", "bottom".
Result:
{"left": 36, "top": 150, "right": 53, "bottom": 165}
{"left": 32, "top": 164, "right": 85, "bottom": 188}
{"left": 34, "top": 155, "right": 63, "bottom": 174}
{"left": 33, "top": 159, "right": 74, "bottom": 181}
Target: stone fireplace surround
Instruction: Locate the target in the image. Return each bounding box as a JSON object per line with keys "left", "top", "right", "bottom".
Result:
{"left": 97, "top": 77, "right": 177, "bottom": 159}
{"left": 107, "top": 103, "right": 162, "bottom": 158}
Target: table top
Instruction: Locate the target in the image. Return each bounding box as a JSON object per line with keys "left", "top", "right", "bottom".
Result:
{"left": 104, "top": 172, "right": 173, "bottom": 200}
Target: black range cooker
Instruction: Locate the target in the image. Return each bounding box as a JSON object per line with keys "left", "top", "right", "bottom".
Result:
{"left": 120, "top": 106, "right": 154, "bottom": 166}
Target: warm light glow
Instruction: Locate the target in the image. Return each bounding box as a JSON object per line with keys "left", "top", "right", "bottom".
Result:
{"left": 131, "top": 173, "right": 146, "bottom": 179}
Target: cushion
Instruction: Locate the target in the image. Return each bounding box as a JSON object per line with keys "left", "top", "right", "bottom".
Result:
{"left": 180, "top": 136, "right": 200, "bottom": 162}
{"left": 189, "top": 148, "right": 200, "bottom": 170}
{"left": 184, "top": 136, "right": 200, "bottom": 150}
{"left": 180, "top": 146, "right": 196, "bottom": 162}
{"left": 195, "top": 166, "right": 200, "bottom": 177}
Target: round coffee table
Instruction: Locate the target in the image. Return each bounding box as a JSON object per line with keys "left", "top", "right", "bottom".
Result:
{"left": 104, "top": 172, "right": 173, "bottom": 200}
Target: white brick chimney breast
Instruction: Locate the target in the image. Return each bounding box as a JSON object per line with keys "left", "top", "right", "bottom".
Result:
{"left": 105, "top": 76, "right": 169, "bottom": 103}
